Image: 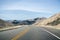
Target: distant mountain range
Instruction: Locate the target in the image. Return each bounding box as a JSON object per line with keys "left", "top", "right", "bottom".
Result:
{"left": 0, "top": 17, "right": 46, "bottom": 28}
{"left": 11, "top": 17, "right": 46, "bottom": 25}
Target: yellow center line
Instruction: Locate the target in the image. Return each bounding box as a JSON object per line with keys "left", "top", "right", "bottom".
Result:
{"left": 11, "top": 27, "right": 31, "bottom": 40}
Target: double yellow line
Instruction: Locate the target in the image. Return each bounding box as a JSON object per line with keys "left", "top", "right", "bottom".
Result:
{"left": 11, "top": 27, "right": 31, "bottom": 40}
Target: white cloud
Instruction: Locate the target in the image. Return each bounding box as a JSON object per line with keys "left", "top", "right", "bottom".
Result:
{"left": 1, "top": 0, "right": 60, "bottom": 13}
{"left": 2, "top": 4, "right": 52, "bottom": 13}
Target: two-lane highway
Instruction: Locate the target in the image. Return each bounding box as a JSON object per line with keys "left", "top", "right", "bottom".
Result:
{"left": 0, "top": 26, "right": 30, "bottom": 40}
{"left": 0, "top": 25, "right": 60, "bottom": 40}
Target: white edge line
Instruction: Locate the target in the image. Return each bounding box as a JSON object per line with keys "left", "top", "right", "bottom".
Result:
{"left": 43, "top": 28, "right": 60, "bottom": 39}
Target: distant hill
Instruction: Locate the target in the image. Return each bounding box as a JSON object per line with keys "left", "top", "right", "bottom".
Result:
{"left": 33, "top": 17, "right": 47, "bottom": 25}
{"left": 0, "top": 19, "right": 14, "bottom": 28}
{"left": 36, "top": 12, "right": 60, "bottom": 26}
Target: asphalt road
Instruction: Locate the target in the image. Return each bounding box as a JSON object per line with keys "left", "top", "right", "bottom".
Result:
{"left": 0, "top": 25, "right": 60, "bottom": 40}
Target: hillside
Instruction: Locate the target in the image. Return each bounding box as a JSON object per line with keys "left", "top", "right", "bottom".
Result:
{"left": 0, "top": 19, "right": 14, "bottom": 28}
{"left": 47, "top": 17, "right": 60, "bottom": 26}
{"left": 36, "top": 13, "right": 60, "bottom": 26}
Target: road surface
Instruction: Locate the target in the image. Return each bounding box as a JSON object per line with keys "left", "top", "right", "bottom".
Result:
{"left": 0, "top": 25, "right": 60, "bottom": 40}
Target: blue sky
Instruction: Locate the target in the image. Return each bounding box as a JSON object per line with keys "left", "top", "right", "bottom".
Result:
{"left": 0, "top": 0, "right": 60, "bottom": 20}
